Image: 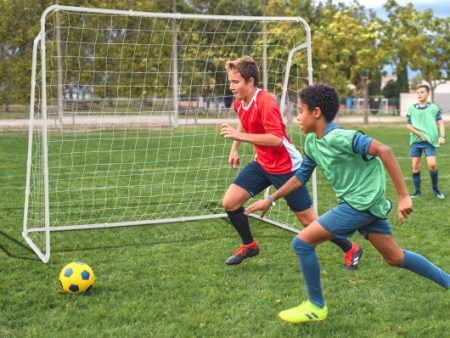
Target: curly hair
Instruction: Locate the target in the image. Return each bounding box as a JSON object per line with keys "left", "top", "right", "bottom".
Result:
{"left": 225, "top": 56, "right": 259, "bottom": 87}
{"left": 299, "top": 84, "right": 339, "bottom": 122}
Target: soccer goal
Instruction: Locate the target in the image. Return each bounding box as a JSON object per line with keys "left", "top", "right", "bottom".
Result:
{"left": 24, "top": 5, "right": 315, "bottom": 263}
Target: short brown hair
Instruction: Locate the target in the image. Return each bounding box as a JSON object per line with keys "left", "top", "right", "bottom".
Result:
{"left": 225, "top": 56, "right": 259, "bottom": 86}
{"left": 416, "top": 84, "right": 430, "bottom": 92}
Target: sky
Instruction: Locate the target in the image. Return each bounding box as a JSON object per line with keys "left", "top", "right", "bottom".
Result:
{"left": 334, "top": 0, "right": 450, "bottom": 18}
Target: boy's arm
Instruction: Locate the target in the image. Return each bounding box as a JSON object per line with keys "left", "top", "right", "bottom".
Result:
{"left": 244, "top": 175, "right": 303, "bottom": 218}
{"left": 437, "top": 120, "right": 446, "bottom": 145}
{"left": 406, "top": 123, "right": 427, "bottom": 141}
{"left": 230, "top": 123, "right": 244, "bottom": 149}
{"left": 221, "top": 122, "right": 282, "bottom": 147}
{"left": 228, "top": 123, "right": 244, "bottom": 168}
{"left": 367, "top": 139, "right": 413, "bottom": 223}
{"left": 221, "top": 95, "right": 283, "bottom": 147}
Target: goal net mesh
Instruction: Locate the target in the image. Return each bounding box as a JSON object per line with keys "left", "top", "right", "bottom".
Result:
{"left": 24, "top": 6, "right": 312, "bottom": 261}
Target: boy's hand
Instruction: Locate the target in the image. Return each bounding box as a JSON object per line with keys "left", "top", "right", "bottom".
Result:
{"left": 228, "top": 150, "right": 240, "bottom": 168}
{"left": 419, "top": 134, "right": 427, "bottom": 141}
{"left": 244, "top": 199, "right": 272, "bottom": 218}
{"left": 397, "top": 195, "right": 413, "bottom": 224}
{"left": 438, "top": 136, "right": 445, "bottom": 145}
{"left": 221, "top": 123, "right": 240, "bottom": 140}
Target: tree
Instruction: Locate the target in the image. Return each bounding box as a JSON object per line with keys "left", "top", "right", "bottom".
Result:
{"left": 382, "top": 79, "right": 399, "bottom": 99}
{"left": 369, "top": 70, "right": 382, "bottom": 96}
{"left": 382, "top": 0, "right": 418, "bottom": 96}
{"left": 383, "top": 0, "right": 449, "bottom": 100}
{"left": 410, "top": 15, "right": 449, "bottom": 99}
{"left": 0, "top": 0, "right": 51, "bottom": 108}
{"left": 395, "top": 63, "right": 409, "bottom": 94}
{"left": 312, "top": 6, "right": 388, "bottom": 123}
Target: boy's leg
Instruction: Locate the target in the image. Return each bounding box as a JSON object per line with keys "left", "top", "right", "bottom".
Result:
{"left": 279, "top": 221, "right": 333, "bottom": 323}
{"left": 223, "top": 183, "right": 252, "bottom": 244}
{"left": 293, "top": 209, "right": 362, "bottom": 270}
{"left": 368, "top": 233, "right": 450, "bottom": 289}
{"left": 296, "top": 221, "right": 335, "bottom": 304}
{"left": 280, "top": 203, "right": 378, "bottom": 323}
{"left": 426, "top": 155, "right": 445, "bottom": 199}
{"left": 293, "top": 207, "right": 353, "bottom": 253}
{"left": 280, "top": 177, "right": 362, "bottom": 270}
{"left": 222, "top": 184, "right": 260, "bottom": 265}
{"left": 411, "top": 157, "right": 421, "bottom": 198}
{"left": 223, "top": 162, "right": 270, "bottom": 265}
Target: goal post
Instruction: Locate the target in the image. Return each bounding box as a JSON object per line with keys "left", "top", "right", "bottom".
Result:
{"left": 24, "top": 5, "right": 315, "bottom": 263}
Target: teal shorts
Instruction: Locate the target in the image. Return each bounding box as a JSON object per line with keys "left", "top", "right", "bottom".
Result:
{"left": 317, "top": 202, "right": 392, "bottom": 239}
{"left": 409, "top": 142, "right": 436, "bottom": 157}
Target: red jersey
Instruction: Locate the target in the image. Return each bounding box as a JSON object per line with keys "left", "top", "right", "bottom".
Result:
{"left": 233, "top": 89, "right": 302, "bottom": 174}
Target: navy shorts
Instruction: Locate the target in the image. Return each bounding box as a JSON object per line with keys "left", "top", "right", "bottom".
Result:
{"left": 317, "top": 202, "right": 392, "bottom": 239}
{"left": 409, "top": 142, "right": 436, "bottom": 157}
{"left": 233, "top": 161, "right": 312, "bottom": 212}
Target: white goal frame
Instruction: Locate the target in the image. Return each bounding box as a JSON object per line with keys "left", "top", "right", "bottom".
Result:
{"left": 23, "top": 5, "right": 317, "bottom": 263}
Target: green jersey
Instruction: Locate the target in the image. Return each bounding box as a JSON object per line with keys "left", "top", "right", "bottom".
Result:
{"left": 304, "top": 127, "right": 391, "bottom": 218}
{"left": 407, "top": 102, "right": 441, "bottom": 147}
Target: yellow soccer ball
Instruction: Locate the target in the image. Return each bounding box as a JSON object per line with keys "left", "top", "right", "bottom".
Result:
{"left": 59, "top": 262, "right": 96, "bottom": 294}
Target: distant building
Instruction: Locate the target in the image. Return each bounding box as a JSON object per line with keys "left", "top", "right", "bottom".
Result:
{"left": 435, "top": 81, "right": 450, "bottom": 114}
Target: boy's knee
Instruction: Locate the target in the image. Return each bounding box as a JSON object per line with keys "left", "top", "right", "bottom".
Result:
{"left": 222, "top": 198, "right": 229, "bottom": 210}
{"left": 428, "top": 164, "right": 437, "bottom": 171}
{"left": 292, "top": 236, "right": 314, "bottom": 255}
{"left": 295, "top": 209, "right": 316, "bottom": 227}
{"left": 222, "top": 198, "right": 238, "bottom": 211}
{"left": 383, "top": 253, "right": 404, "bottom": 267}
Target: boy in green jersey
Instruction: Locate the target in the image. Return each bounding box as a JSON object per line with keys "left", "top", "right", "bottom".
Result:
{"left": 245, "top": 84, "right": 450, "bottom": 324}
{"left": 407, "top": 84, "right": 446, "bottom": 199}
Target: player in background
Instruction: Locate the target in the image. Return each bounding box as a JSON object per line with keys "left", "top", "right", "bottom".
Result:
{"left": 245, "top": 84, "right": 450, "bottom": 324}
{"left": 407, "top": 84, "right": 446, "bottom": 199}
{"left": 220, "top": 56, "right": 362, "bottom": 269}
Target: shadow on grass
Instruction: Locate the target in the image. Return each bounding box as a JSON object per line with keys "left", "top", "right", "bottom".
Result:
{"left": 0, "top": 229, "right": 39, "bottom": 261}
{"left": 0, "top": 217, "right": 292, "bottom": 261}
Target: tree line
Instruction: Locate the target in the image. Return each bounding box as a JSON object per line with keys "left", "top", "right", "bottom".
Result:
{"left": 0, "top": 0, "right": 448, "bottom": 110}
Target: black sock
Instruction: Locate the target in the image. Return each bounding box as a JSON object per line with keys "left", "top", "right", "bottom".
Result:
{"left": 429, "top": 170, "right": 439, "bottom": 192}
{"left": 226, "top": 206, "right": 254, "bottom": 245}
{"left": 412, "top": 172, "right": 421, "bottom": 193}
{"left": 330, "top": 237, "right": 353, "bottom": 253}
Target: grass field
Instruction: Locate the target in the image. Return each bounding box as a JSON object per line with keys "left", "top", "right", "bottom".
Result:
{"left": 0, "top": 125, "right": 449, "bottom": 337}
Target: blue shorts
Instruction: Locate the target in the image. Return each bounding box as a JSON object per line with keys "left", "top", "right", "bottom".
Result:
{"left": 317, "top": 202, "right": 392, "bottom": 239}
{"left": 409, "top": 142, "right": 436, "bottom": 157}
{"left": 233, "top": 161, "right": 312, "bottom": 212}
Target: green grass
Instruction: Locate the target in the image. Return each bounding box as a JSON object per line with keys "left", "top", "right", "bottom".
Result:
{"left": 0, "top": 126, "right": 449, "bottom": 337}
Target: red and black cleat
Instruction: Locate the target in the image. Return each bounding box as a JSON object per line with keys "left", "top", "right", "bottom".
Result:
{"left": 225, "top": 241, "right": 260, "bottom": 265}
{"left": 344, "top": 242, "right": 363, "bottom": 270}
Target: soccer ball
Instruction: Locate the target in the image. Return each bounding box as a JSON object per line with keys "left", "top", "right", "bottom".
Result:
{"left": 59, "top": 262, "right": 96, "bottom": 294}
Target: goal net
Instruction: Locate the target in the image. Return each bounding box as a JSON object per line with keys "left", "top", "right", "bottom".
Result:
{"left": 24, "top": 5, "right": 314, "bottom": 263}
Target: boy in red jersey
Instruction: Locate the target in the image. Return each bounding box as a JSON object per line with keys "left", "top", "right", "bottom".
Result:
{"left": 220, "top": 56, "right": 362, "bottom": 268}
